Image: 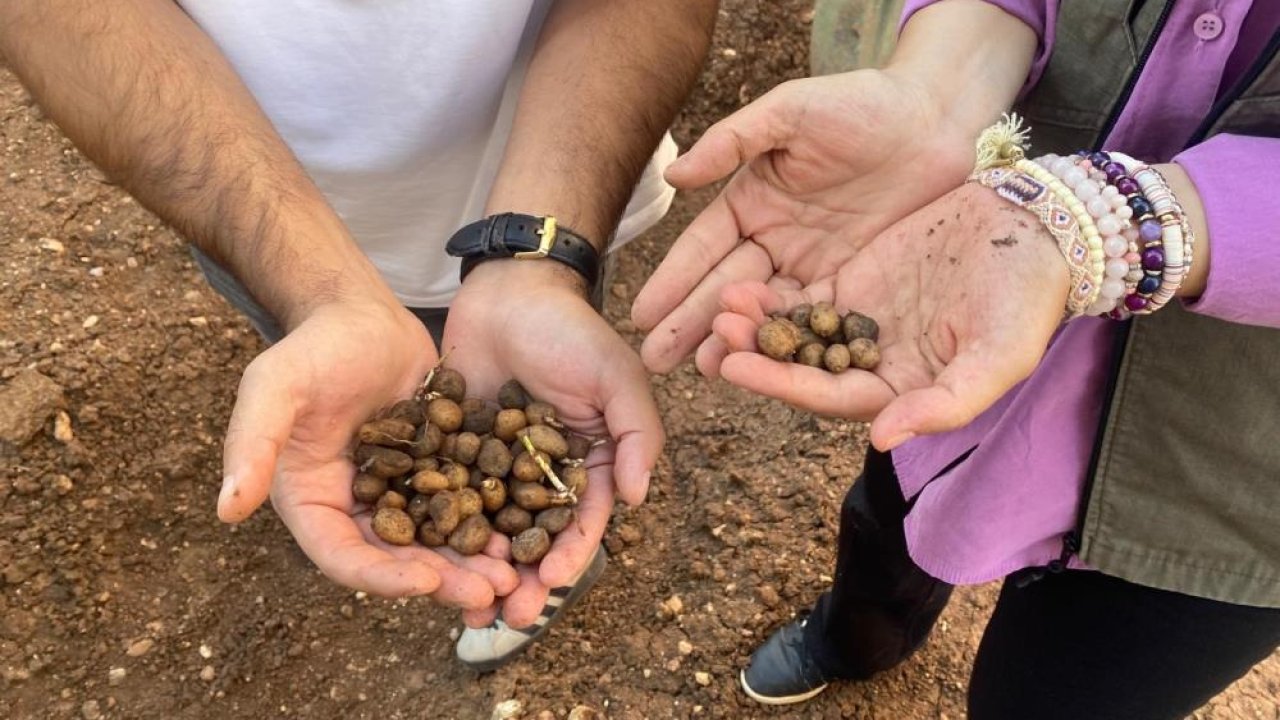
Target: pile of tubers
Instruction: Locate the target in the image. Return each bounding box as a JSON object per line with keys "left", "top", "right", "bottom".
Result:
{"left": 757, "top": 302, "right": 882, "bottom": 372}
{"left": 353, "top": 367, "right": 594, "bottom": 566}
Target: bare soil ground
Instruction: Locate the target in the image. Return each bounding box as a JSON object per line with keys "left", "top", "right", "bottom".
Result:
{"left": 2, "top": 2, "right": 1278, "bottom": 718}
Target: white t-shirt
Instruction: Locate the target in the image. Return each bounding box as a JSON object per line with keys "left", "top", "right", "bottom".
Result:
{"left": 179, "top": 0, "right": 676, "bottom": 307}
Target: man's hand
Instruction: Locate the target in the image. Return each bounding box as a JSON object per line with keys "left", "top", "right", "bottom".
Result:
{"left": 218, "top": 297, "right": 519, "bottom": 606}
{"left": 632, "top": 69, "right": 976, "bottom": 375}
{"left": 441, "top": 261, "right": 662, "bottom": 630}
{"left": 706, "top": 183, "right": 1068, "bottom": 450}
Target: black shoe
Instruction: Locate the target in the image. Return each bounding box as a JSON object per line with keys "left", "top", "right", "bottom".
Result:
{"left": 739, "top": 618, "right": 831, "bottom": 705}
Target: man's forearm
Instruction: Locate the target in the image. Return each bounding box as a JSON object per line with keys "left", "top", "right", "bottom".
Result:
{"left": 0, "top": 0, "right": 392, "bottom": 328}
{"left": 484, "top": 0, "right": 718, "bottom": 251}
{"left": 887, "top": 0, "right": 1038, "bottom": 139}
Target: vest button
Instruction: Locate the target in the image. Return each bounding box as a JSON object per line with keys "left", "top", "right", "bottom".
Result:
{"left": 1193, "top": 12, "right": 1223, "bottom": 41}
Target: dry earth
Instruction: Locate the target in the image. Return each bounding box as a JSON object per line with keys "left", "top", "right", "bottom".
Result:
{"left": 2, "top": 2, "right": 1278, "bottom": 718}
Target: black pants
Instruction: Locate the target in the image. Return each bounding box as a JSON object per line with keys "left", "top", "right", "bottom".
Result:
{"left": 804, "top": 449, "right": 1280, "bottom": 720}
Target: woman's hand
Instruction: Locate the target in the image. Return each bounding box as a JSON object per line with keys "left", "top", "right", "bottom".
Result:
{"left": 707, "top": 183, "right": 1069, "bottom": 450}
{"left": 632, "top": 69, "right": 976, "bottom": 374}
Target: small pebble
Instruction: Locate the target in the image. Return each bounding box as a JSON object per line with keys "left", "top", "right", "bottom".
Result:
{"left": 200, "top": 665, "right": 216, "bottom": 682}
{"left": 107, "top": 667, "right": 126, "bottom": 686}
{"left": 694, "top": 671, "right": 712, "bottom": 686}
{"left": 53, "top": 411, "right": 74, "bottom": 443}
{"left": 567, "top": 706, "right": 600, "bottom": 720}
{"left": 491, "top": 700, "right": 522, "bottom": 720}
{"left": 125, "top": 639, "right": 154, "bottom": 657}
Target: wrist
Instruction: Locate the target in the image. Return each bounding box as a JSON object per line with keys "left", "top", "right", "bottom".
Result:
{"left": 209, "top": 199, "right": 398, "bottom": 332}
{"left": 885, "top": 0, "right": 1037, "bottom": 138}
{"left": 1157, "top": 163, "right": 1210, "bottom": 299}
{"left": 460, "top": 257, "right": 592, "bottom": 302}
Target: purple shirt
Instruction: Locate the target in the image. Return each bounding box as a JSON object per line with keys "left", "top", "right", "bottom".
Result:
{"left": 896, "top": 0, "right": 1280, "bottom": 584}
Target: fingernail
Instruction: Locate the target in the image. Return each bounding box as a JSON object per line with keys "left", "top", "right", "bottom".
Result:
{"left": 886, "top": 432, "right": 916, "bottom": 450}
{"left": 217, "top": 475, "right": 237, "bottom": 509}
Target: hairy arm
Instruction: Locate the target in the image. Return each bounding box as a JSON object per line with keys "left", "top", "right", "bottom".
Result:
{"left": 0, "top": 0, "right": 394, "bottom": 328}
{"left": 481, "top": 0, "right": 718, "bottom": 268}
{"left": 445, "top": 0, "right": 716, "bottom": 625}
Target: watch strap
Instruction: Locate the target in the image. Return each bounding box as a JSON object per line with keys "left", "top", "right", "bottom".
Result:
{"left": 446, "top": 213, "right": 600, "bottom": 289}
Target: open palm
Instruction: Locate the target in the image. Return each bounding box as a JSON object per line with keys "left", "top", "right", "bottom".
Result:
{"left": 706, "top": 184, "right": 1069, "bottom": 450}
{"left": 218, "top": 299, "right": 517, "bottom": 607}
{"left": 633, "top": 69, "right": 976, "bottom": 374}
{"left": 442, "top": 262, "right": 662, "bottom": 629}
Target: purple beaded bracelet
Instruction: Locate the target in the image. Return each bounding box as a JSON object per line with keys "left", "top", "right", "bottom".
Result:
{"left": 1073, "top": 151, "right": 1159, "bottom": 318}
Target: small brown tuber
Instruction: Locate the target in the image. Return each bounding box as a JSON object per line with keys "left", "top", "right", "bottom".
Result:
{"left": 448, "top": 514, "right": 492, "bottom": 555}
{"left": 426, "top": 398, "right": 463, "bottom": 433}
{"left": 823, "top": 343, "right": 852, "bottom": 373}
{"left": 428, "top": 368, "right": 467, "bottom": 403}
{"left": 497, "top": 379, "right": 530, "bottom": 410}
{"left": 796, "top": 343, "right": 826, "bottom": 368}
{"left": 511, "top": 527, "right": 551, "bottom": 565}
{"left": 535, "top": 507, "right": 574, "bottom": 535}
{"left": 757, "top": 318, "right": 802, "bottom": 361}
{"left": 371, "top": 508, "right": 415, "bottom": 546}
{"left": 494, "top": 504, "right": 534, "bottom": 535}
{"left": 355, "top": 444, "right": 414, "bottom": 479}
{"left": 809, "top": 302, "right": 841, "bottom": 338}
{"left": 352, "top": 473, "right": 388, "bottom": 504}
{"left": 848, "top": 337, "right": 881, "bottom": 370}
{"left": 493, "top": 409, "right": 529, "bottom": 443}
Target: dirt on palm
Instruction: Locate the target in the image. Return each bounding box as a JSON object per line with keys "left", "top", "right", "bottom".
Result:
{"left": 2, "top": 2, "right": 1278, "bottom": 719}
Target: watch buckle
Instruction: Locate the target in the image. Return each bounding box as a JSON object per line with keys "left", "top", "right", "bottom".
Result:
{"left": 515, "top": 216, "right": 557, "bottom": 260}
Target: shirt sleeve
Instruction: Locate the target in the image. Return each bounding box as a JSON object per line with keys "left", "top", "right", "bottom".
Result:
{"left": 900, "top": 0, "right": 1058, "bottom": 94}
{"left": 1175, "top": 133, "right": 1280, "bottom": 328}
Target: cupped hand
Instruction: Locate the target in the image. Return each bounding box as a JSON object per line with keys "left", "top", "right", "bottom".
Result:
{"left": 217, "top": 297, "right": 518, "bottom": 607}
{"left": 632, "top": 69, "right": 976, "bottom": 373}
{"left": 708, "top": 183, "right": 1069, "bottom": 450}
{"left": 441, "top": 260, "right": 663, "bottom": 629}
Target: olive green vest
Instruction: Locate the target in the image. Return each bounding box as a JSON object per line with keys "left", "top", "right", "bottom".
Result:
{"left": 812, "top": 0, "right": 1280, "bottom": 606}
{"left": 1019, "top": 2, "right": 1280, "bottom": 608}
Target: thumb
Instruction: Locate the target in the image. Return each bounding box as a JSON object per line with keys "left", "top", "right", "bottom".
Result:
{"left": 869, "top": 344, "right": 1035, "bottom": 451}
{"left": 600, "top": 360, "right": 664, "bottom": 506}
{"left": 219, "top": 350, "right": 297, "bottom": 523}
{"left": 665, "top": 81, "right": 801, "bottom": 190}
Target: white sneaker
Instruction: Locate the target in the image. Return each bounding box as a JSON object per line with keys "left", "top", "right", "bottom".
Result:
{"left": 456, "top": 547, "right": 608, "bottom": 672}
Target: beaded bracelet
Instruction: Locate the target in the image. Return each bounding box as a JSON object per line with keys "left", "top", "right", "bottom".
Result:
{"left": 969, "top": 116, "right": 1197, "bottom": 321}
{"left": 1034, "top": 152, "right": 1141, "bottom": 316}
{"left": 1012, "top": 159, "right": 1107, "bottom": 313}
{"left": 1106, "top": 152, "right": 1194, "bottom": 315}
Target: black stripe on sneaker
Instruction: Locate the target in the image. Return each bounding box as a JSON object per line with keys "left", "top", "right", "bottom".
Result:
{"left": 548, "top": 585, "right": 574, "bottom": 600}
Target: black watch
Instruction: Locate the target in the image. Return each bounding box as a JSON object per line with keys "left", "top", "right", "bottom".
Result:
{"left": 445, "top": 213, "right": 600, "bottom": 290}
